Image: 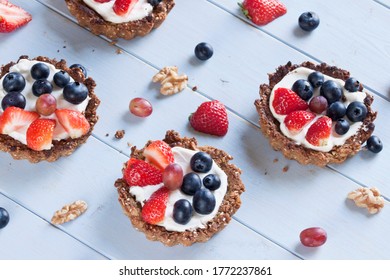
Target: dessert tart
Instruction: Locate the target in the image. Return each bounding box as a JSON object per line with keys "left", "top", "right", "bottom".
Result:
{"left": 114, "top": 130, "right": 245, "bottom": 246}
{"left": 65, "top": 0, "right": 175, "bottom": 40}
{"left": 255, "top": 61, "right": 377, "bottom": 167}
{"left": 0, "top": 55, "right": 100, "bottom": 163}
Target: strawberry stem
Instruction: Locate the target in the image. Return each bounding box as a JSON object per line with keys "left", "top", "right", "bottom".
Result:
{"left": 237, "top": 2, "right": 251, "bottom": 20}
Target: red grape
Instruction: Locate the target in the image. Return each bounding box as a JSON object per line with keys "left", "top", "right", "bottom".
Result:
{"left": 300, "top": 227, "right": 327, "bottom": 247}
{"left": 163, "top": 163, "right": 184, "bottom": 191}
{"left": 129, "top": 97, "right": 153, "bottom": 117}
{"left": 309, "top": 96, "right": 328, "bottom": 114}
{"left": 35, "top": 93, "right": 57, "bottom": 116}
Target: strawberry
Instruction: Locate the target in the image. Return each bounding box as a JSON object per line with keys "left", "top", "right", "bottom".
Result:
{"left": 0, "top": 0, "right": 32, "bottom": 33}
{"left": 239, "top": 0, "right": 287, "bottom": 26}
{"left": 143, "top": 140, "right": 174, "bottom": 170}
{"left": 26, "top": 118, "right": 56, "bottom": 151}
{"left": 284, "top": 110, "right": 315, "bottom": 134}
{"left": 0, "top": 107, "right": 39, "bottom": 135}
{"left": 123, "top": 158, "right": 163, "bottom": 187}
{"left": 55, "top": 109, "right": 90, "bottom": 139}
{"left": 189, "top": 100, "right": 229, "bottom": 137}
{"left": 141, "top": 186, "right": 170, "bottom": 225}
{"left": 305, "top": 116, "right": 332, "bottom": 147}
{"left": 113, "top": 0, "right": 138, "bottom": 16}
{"left": 272, "top": 87, "right": 308, "bottom": 115}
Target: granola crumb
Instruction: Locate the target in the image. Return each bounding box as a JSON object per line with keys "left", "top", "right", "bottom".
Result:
{"left": 105, "top": 133, "right": 109, "bottom": 137}
{"left": 116, "top": 48, "right": 123, "bottom": 54}
{"left": 115, "top": 130, "right": 125, "bottom": 139}
{"left": 192, "top": 86, "right": 198, "bottom": 91}
{"left": 282, "top": 165, "right": 289, "bottom": 172}
{"left": 273, "top": 158, "right": 278, "bottom": 163}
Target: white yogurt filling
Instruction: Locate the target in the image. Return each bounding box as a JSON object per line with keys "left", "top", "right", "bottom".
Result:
{"left": 130, "top": 147, "right": 228, "bottom": 232}
{"left": 83, "top": 0, "right": 153, "bottom": 24}
{"left": 269, "top": 67, "right": 367, "bottom": 152}
{"left": 0, "top": 59, "right": 90, "bottom": 144}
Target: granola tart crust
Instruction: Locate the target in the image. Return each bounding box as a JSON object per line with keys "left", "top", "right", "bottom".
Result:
{"left": 114, "top": 130, "right": 245, "bottom": 247}
{"left": 64, "top": 0, "right": 175, "bottom": 40}
{"left": 0, "top": 55, "right": 100, "bottom": 163}
{"left": 254, "top": 61, "right": 377, "bottom": 167}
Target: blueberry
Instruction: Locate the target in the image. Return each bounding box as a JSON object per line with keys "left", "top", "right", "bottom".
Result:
{"left": 344, "top": 77, "right": 360, "bottom": 92}
{"left": 2, "top": 72, "right": 26, "bottom": 93}
{"left": 147, "top": 0, "right": 162, "bottom": 6}
{"left": 203, "top": 174, "right": 221, "bottom": 191}
{"left": 346, "top": 101, "right": 367, "bottom": 122}
{"left": 298, "top": 12, "right": 320, "bottom": 31}
{"left": 334, "top": 119, "right": 350, "bottom": 135}
{"left": 308, "top": 71, "right": 324, "bottom": 88}
{"left": 1, "top": 92, "right": 26, "bottom": 110}
{"left": 320, "top": 80, "right": 343, "bottom": 104}
{"left": 63, "top": 82, "right": 88, "bottom": 104}
{"left": 190, "top": 152, "right": 213, "bottom": 173}
{"left": 173, "top": 199, "right": 193, "bottom": 225}
{"left": 32, "top": 79, "right": 53, "bottom": 97}
{"left": 193, "top": 188, "right": 216, "bottom": 215}
{"left": 70, "top": 64, "right": 87, "bottom": 77}
{"left": 30, "top": 63, "right": 50, "bottom": 80}
{"left": 53, "top": 70, "right": 70, "bottom": 88}
{"left": 194, "top": 42, "right": 214, "bottom": 61}
{"left": 181, "top": 172, "right": 202, "bottom": 195}
{"left": 326, "top": 101, "right": 346, "bottom": 121}
{"left": 291, "top": 79, "right": 313, "bottom": 101}
{"left": 366, "top": 135, "right": 383, "bottom": 153}
{"left": 0, "top": 207, "right": 10, "bottom": 229}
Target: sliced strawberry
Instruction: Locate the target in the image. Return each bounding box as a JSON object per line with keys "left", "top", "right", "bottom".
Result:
{"left": 284, "top": 110, "right": 315, "bottom": 134}
{"left": 305, "top": 116, "right": 332, "bottom": 147}
{"left": 0, "top": 1, "right": 32, "bottom": 33}
{"left": 272, "top": 87, "right": 308, "bottom": 115}
{"left": 141, "top": 186, "right": 170, "bottom": 225}
{"left": 113, "top": 0, "right": 138, "bottom": 16}
{"left": 143, "top": 140, "right": 174, "bottom": 170}
{"left": 55, "top": 109, "right": 90, "bottom": 139}
{"left": 0, "top": 107, "right": 39, "bottom": 134}
{"left": 123, "top": 158, "right": 163, "bottom": 187}
{"left": 26, "top": 118, "right": 56, "bottom": 151}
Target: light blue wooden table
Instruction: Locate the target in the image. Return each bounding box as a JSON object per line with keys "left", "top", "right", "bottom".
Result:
{"left": 0, "top": 0, "right": 389, "bottom": 260}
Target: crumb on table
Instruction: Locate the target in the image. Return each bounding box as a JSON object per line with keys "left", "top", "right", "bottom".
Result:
{"left": 115, "top": 130, "right": 125, "bottom": 139}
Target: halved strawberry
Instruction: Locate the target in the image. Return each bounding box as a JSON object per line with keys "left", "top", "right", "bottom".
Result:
{"left": 0, "top": 107, "right": 39, "bottom": 134}
{"left": 26, "top": 118, "right": 56, "bottom": 151}
{"left": 123, "top": 158, "right": 163, "bottom": 187}
{"left": 305, "top": 116, "right": 332, "bottom": 146}
{"left": 55, "top": 109, "right": 90, "bottom": 139}
{"left": 143, "top": 140, "right": 174, "bottom": 170}
{"left": 0, "top": 1, "right": 32, "bottom": 33}
{"left": 272, "top": 87, "right": 308, "bottom": 115}
{"left": 284, "top": 110, "right": 315, "bottom": 134}
{"left": 141, "top": 186, "right": 170, "bottom": 225}
{"left": 113, "top": 0, "right": 138, "bottom": 16}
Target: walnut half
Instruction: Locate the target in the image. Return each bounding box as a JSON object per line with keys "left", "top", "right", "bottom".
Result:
{"left": 51, "top": 200, "right": 88, "bottom": 225}
{"left": 347, "top": 187, "right": 385, "bottom": 214}
{"left": 152, "top": 66, "right": 188, "bottom": 95}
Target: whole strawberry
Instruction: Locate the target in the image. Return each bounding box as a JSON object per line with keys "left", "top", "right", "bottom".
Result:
{"left": 239, "top": 0, "right": 287, "bottom": 26}
{"left": 189, "top": 100, "right": 229, "bottom": 137}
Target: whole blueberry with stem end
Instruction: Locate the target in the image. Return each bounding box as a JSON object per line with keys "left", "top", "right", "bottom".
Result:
{"left": 32, "top": 79, "right": 53, "bottom": 97}
{"left": 344, "top": 77, "right": 360, "bottom": 92}
{"left": 334, "top": 119, "right": 350, "bottom": 135}
{"left": 70, "top": 64, "right": 88, "bottom": 77}
{"left": 298, "top": 12, "right": 320, "bottom": 31}
{"left": 194, "top": 42, "right": 214, "bottom": 61}
{"left": 308, "top": 71, "right": 324, "bottom": 88}
{"left": 190, "top": 152, "right": 213, "bottom": 173}
{"left": 291, "top": 79, "right": 313, "bottom": 101}
{"left": 1, "top": 92, "right": 26, "bottom": 110}
{"left": 320, "top": 80, "right": 343, "bottom": 104}
{"left": 366, "top": 135, "right": 383, "bottom": 153}
{"left": 63, "top": 82, "right": 88, "bottom": 104}
{"left": 53, "top": 70, "right": 71, "bottom": 88}
{"left": 346, "top": 101, "right": 367, "bottom": 122}
{"left": 326, "top": 101, "right": 346, "bottom": 121}
{"left": 2, "top": 72, "right": 26, "bottom": 93}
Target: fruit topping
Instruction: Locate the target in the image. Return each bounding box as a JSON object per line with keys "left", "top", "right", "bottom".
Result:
{"left": 189, "top": 100, "right": 229, "bottom": 136}
{"left": 141, "top": 186, "right": 169, "bottom": 225}
{"left": 334, "top": 119, "right": 350, "bottom": 135}
{"left": 113, "top": 0, "right": 138, "bottom": 16}
{"left": 123, "top": 158, "right": 163, "bottom": 187}
{"left": 298, "top": 12, "right": 320, "bottom": 32}
{"left": 346, "top": 101, "right": 367, "bottom": 122}
{"left": 308, "top": 95, "right": 328, "bottom": 114}
{"left": 63, "top": 82, "right": 88, "bottom": 105}
{"left": 53, "top": 70, "right": 71, "bottom": 88}
{"left": 26, "top": 118, "right": 56, "bottom": 151}
{"left": 172, "top": 199, "right": 193, "bottom": 225}
{"left": 181, "top": 172, "right": 202, "bottom": 195}
{"left": 129, "top": 97, "right": 153, "bottom": 118}
{"left": 0, "top": 106, "right": 39, "bottom": 135}
{"left": 147, "top": 0, "right": 162, "bottom": 6}
{"left": 194, "top": 42, "right": 214, "bottom": 61}
{"left": 305, "top": 116, "right": 332, "bottom": 146}
{"left": 284, "top": 110, "right": 315, "bottom": 134}
{"left": 0, "top": 1, "right": 32, "bottom": 33}
{"left": 366, "top": 135, "right": 383, "bottom": 154}
{"left": 30, "top": 63, "right": 50, "bottom": 80}
{"left": 239, "top": 0, "right": 287, "bottom": 26}
{"left": 0, "top": 207, "right": 10, "bottom": 229}
{"left": 35, "top": 94, "right": 57, "bottom": 116}
{"left": 326, "top": 101, "right": 346, "bottom": 121}
{"left": 69, "top": 63, "right": 88, "bottom": 78}
{"left": 291, "top": 79, "right": 313, "bottom": 101}
{"left": 163, "top": 163, "right": 184, "bottom": 191}
{"left": 344, "top": 77, "right": 360, "bottom": 92}
{"left": 1, "top": 91, "right": 26, "bottom": 110}
{"left": 308, "top": 71, "right": 324, "bottom": 88}
{"left": 55, "top": 109, "right": 90, "bottom": 138}
{"left": 190, "top": 152, "right": 213, "bottom": 173}
{"left": 203, "top": 174, "right": 221, "bottom": 191}
{"left": 320, "top": 80, "right": 342, "bottom": 104}
{"left": 193, "top": 188, "right": 216, "bottom": 215}
{"left": 2, "top": 72, "right": 25, "bottom": 93}
{"left": 272, "top": 87, "right": 308, "bottom": 115}
{"left": 143, "top": 140, "right": 175, "bottom": 170}
{"left": 32, "top": 79, "right": 53, "bottom": 97}
{"left": 300, "top": 227, "right": 327, "bottom": 247}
